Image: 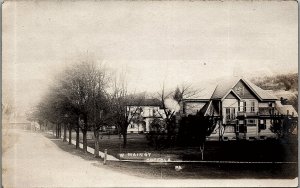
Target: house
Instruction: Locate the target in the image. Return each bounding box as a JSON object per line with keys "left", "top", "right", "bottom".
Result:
{"left": 126, "top": 98, "right": 165, "bottom": 133}
{"left": 181, "top": 77, "right": 298, "bottom": 140}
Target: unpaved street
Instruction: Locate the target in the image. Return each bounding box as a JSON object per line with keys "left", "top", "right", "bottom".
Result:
{"left": 2, "top": 129, "right": 297, "bottom": 187}
{"left": 3, "top": 129, "right": 148, "bottom": 187}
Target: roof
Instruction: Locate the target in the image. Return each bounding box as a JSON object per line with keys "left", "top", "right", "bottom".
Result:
{"left": 211, "top": 78, "right": 240, "bottom": 99}
{"left": 221, "top": 89, "right": 242, "bottom": 101}
{"left": 199, "top": 101, "right": 211, "bottom": 115}
{"left": 202, "top": 77, "right": 278, "bottom": 101}
{"left": 242, "top": 78, "right": 278, "bottom": 101}
{"left": 200, "top": 100, "right": 220, "bottom": 116}
{"left": 276, "top": 104, "right": 298, "bottom": 117}
{"left": 126, "top": 98, "right": 162, "bottom": 107}
{"left": 183, "top": 85, "right": 216, "bottom": 100}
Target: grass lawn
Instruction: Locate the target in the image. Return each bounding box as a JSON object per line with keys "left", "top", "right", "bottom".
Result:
{"left": 46, "top": 133, "right": 298, "bottom": 179}
{"left": 70, "top": 132, "right": 298, "bottom": 162}
{"left": 64, "top": 132, "right": 298, "bottom": 162}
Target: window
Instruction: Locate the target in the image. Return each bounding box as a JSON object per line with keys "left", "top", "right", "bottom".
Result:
{"left": 226, "top": 108, "right": 231, "bottom": 120}
{"left": 149, "top": 108, "right": 153, "bottom": 117}
{"left": 243, "top": 102, "right": 247, "bottom": 112}
{"left": 231, "top": 108, "right": 236, "bottom": 119}
{"left": 226, "top": 108, "right": 236, "bottom": 121}
{"left": 235, "top": 125, "right": 239, "bottom": 132}
{"left": 259, "top": 119, "right": 266, "bottom": 131}
{"left": 239, "top": 125, "right": 247, "bottom": 133}
{"left": 239, "top": 101, "right": 244, "bottom": 112}
{"left": 250, "top": 101, "right": 255, "bottom": 112}
{"left": 246, "top": 119, "right": 256, "bottom": 125}
{"left": 259, "top": 124, "right": 266, "bottom": 130}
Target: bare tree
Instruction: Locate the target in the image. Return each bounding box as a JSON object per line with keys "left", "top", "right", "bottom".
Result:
{"left": 155, "top": 83, "right": 200, "bottom": 146}
{"left": 85, "top": 63, "right": 111, "bottom": 157}
{"left": 29, "top": 85, "right": 69, "bottom": 138}
{"left": 110, "top": 71, "right": 145, "bottom": 148}
{"left": 58, "top": 59, "right": 102, "bottom": 153}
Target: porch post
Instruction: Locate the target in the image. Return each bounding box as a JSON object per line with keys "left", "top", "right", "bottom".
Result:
{"left": 256, "top": 119, "right": 259, "bottom": 139}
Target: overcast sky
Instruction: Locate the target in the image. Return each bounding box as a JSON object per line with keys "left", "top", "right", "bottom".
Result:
{"left": 3, "top": 0, "right": 298, "bottom": 114}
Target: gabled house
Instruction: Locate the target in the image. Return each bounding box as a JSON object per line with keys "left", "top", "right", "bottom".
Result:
{"left": 181, "top": 78, "right": 298, "bottom": 140}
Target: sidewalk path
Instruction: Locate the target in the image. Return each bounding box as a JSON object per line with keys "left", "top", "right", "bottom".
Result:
{"left": 2, "top": 129, "right": 297, "bottom": 187}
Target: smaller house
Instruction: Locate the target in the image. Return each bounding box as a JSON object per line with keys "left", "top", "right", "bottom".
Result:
{"left": 126, "top": 99, "right": 165, "bottom": 133}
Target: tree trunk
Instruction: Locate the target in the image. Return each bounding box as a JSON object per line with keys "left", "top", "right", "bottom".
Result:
{"left": 59, "top": 124, "right": 61, "bottom": 138}
{"left": 63, "top": 124, "right": 67, "bottom": 142}
{"left": 56, "top": 124, "right": 59, "bottom": 138}
{"left": 166, "top": 120, "right": 173, "bottom": 146}
{"left": 118, "top": 127, "right": 121, "bottom": 139}
{"left": 58, "top": 124, "right": 60, "bottom": 137}
{"left": 68, "top": 124, "right": 72, "bottom": 145}
{"left": 76, "top": 123, "right": 80, "bottom": 149}
{"left": 82, "top": 115, "right": 88, "bottom": 153}
{"left": 82, "top": 130, "right": 87, "bottom": 153}
{"left": 94, "top": 130, "right": 100, "bottom": 157}
{"left": 59, "top": 124, "right": 62, "bottom": 138}
{"left": 122, "top": 132, "right": 127, "bottom": 148}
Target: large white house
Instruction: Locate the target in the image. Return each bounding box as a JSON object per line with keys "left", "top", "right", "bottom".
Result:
{"left": 126, "top": 99, "right": 165, "bottom": 133}
{"left": 180, "top": 78, "right": 298, "bottom": 140}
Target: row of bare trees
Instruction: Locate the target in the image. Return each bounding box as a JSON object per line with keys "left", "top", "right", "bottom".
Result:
{"left": 27, "top": 57, "right": 141, "bottom": 156}
{"left": 27, "top": 55, "right": 216, "bottom": 158}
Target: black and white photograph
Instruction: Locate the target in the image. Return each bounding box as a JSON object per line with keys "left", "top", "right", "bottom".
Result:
{"left": 2, "top": 0, "right": 298, "bottom": 187}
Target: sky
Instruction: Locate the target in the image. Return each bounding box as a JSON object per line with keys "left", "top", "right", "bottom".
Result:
{"left": 3, "top": 0, "right": 298, "bottom": 116}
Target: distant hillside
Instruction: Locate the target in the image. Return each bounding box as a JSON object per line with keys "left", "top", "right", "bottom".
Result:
{"left": 251, "top": 73, "right": 298, "bottom": 112}
{"left": 251, "top": 73, "right": 298, "bottom": 92}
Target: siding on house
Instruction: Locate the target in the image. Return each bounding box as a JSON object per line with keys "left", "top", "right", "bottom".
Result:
{"left": 233, "top": 81, "right": 257, "bottom": 99}
{"left": 225, "top": 92, "right": 237, "bottom": 99}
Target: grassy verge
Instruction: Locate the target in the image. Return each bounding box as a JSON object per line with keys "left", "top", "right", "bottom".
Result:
{"left": 45, "top": 133, "right": 298, "bottom": 179}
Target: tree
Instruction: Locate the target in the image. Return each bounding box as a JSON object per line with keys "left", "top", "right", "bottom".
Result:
{"left": 109, "top": 70, "right": 145, "bottom": 148}
{"left": 84, "top": 64, "right": 111, "bottom": 157}
{"left": 59, "top": 59, "right": 109, "bottom": 153}
{"left": 155, "top": 83, "right": 200, "bottom": 146}
{"left": 31, "top": 54, "right": 112, "bottom": 154}
{"left": 29, "top": 86, "right": 69, "bottom": 138}
{"left": 178, "top": 111, "right": 217, "bottom": 160}
{"left": 270, "top": 112, "right": 297, "bottom": 140}
{"left": 146, "top": 118, "right": 167, "bottom": 150}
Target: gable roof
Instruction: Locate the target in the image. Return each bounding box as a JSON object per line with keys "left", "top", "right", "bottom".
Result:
{"left": 210, "top": 77, "right": 278, "bottom": 101}
{"left": 241, "top": 78, "right": 278, "bottom": 101}
{"left": 211, "top": 78, "right": 240, "bottom": 99}
{"left": 221, "top": 89, "right": 242, "bottom": 101}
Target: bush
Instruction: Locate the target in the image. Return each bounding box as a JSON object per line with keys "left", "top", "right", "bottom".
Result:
{"left": 146, "top": 118, "right": 168, "bottom": 149}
